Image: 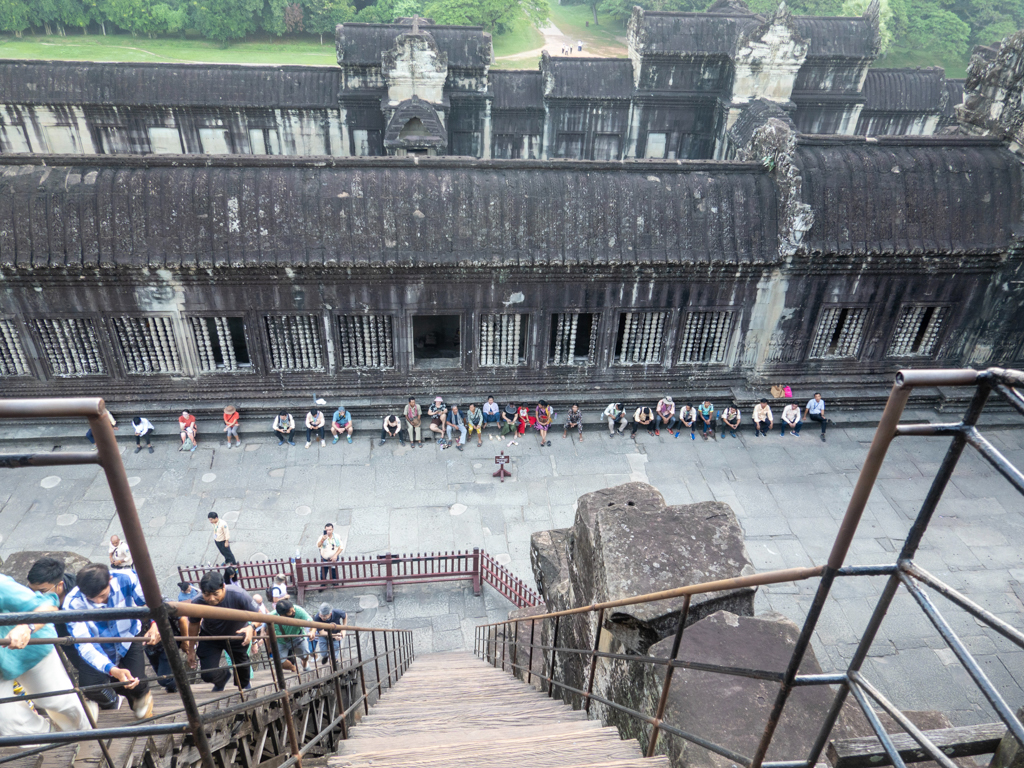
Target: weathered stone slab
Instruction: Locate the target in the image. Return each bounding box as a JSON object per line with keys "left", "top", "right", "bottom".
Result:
{"left": 530, "top": 527, "right": 571, "bottom": 603}
{"left": 0, "top": 550, "right": 92, "bottom": 585}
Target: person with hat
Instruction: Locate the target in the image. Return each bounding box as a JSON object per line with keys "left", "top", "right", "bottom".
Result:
{"left": 655, "top": 396, "right": 677, "bottom": 435}
{"left": 500, "top": 402, "right": 519, "bottom": 437}
{"left": 331, "top": 406, "right": 353, "bottom": 444}
{"left": 428, "top": 397, "right": 449, "bottom": 446}
{"left": 313, "top": 603, "right": 348, "bottom": 664}
{"left": 222, "top": 405, "right": 241, "bottom": 448}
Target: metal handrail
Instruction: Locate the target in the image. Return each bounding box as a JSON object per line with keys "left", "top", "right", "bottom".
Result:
{"left": 476, "top": 367, "right": 1024, "bottom": 767}
{"left": 0, "top": 397, "right": 416, "bottom": 768}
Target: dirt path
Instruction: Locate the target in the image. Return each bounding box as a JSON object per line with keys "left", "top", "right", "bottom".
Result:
{"left": 495, "top": 21, "right": 610, "bottom": 61}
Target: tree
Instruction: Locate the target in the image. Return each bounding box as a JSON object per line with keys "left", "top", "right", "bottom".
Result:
{"left": 261, "top": 0, "right": 288, "bottom": 34}
{"left": 305, "top": 0, "right": 354, "bottom": 41}
{"left": 599, "top": 0, "right": 708, "bottom": 26}
{"left": 425, "top": 0, "right": 545, "bottom": 32}
{"left": 193, "top": 0, "right": 263, "bottom": 43}
{"left": 284, "top": 1, "right": 303, "bottom": 30}
{"left": 0, "top": 0, "right": 32, "bottom": 35}
{"left": 841, "top": 0, "right": 906, "bottom": 52}
{"left": 904, "top": 0, "right": 971, "bottom": 56}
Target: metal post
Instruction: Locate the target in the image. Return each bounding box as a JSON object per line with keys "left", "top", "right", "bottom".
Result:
{"left": 87, "top": 407, "right": 217, "bottom": 768}
{"left": 325, "top": 630, "right": 349, "bottom": 741}
{"left": 548, "top": 615, "right": 560, "bottom": 698}
{"left": 647, "top": 595, "right": 691, "bottom": 757}
{"left": 354, "top": 631, "right": 369, "bottom": 715}
{"left": 584, "top": 607, "right": 604, "bottom": 714}
{"left": 527, "top": 619, "right": 536, "bottom": 686}
{"left": 371, "top": 632, "right": 382, "bottom": 699}
{"left": 55, "top": 646, "right": 117, "bottom": 768}
{"left": 383, "top": 630, "right": 393, "bottom": 688}
{"left": 472, "top": 548, "right": 482, "bottom": 596}
{"left": 384, "top": 554, "right": 394, "bottom": 603}
{"left": 501, "top": 621, "right": 507, "bottom": 673}
{"left": 266, "top": 624, "right": 302, "bottom": 767}
{"left": 512, "top": 618, "right": 520, "bottom": 680}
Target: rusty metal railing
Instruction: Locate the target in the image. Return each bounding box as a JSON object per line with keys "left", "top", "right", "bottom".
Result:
{"left": 476, "top": 367, "right": 1024, "bottom": 768}
{"left": 0, "top": 397, "right": 415, "bottom": 768}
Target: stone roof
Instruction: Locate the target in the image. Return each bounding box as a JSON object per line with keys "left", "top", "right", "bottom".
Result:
{"left": 792, "top": 15, "right": 878, "bottom": 57}
{"left": 628, "top": 9, "right": 761, "bottom": 56}
{"left": 490, "top": 71, "right": 544, "bottom": 110}
{"left": 0, "top": 60, "right": 341, "bottom": 108}
{"left": 336, "top": 22, "right": 491, "bottom": 68}
{"left": 0, "top": 156, "right": 777, "bottom": 269}
{"left": 728, "top": 99, "right": 797, "bottom": 151}
{"left": 542, "top": 56, "right": 635, "bottom": 100}
{"left": 796, "top": 137, "right": 1021, "bottom": 255}
{"left": 862, "top": 68, "right": 945, "bottom": 112}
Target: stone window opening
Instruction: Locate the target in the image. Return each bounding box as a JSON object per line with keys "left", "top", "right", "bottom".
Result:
{"left": 809, "top": 307, "right": 869, "bottom": 359}
{"left": 112, "top": 316, "right": 182, "bottom": 375}
{"left": 248, "top": 128, "right": 280, "bottom": 155}
{"left": 412, "top": 315, "right": 460, "bottom": 369}
{"left": 593, "top": 134, "right": 621, "bottom": 161}
{"left": 0, "top": 319, "right": 30, "bottom": 376}
{"left": 678, "top": 311, "right": 734, "bottom": 364}
{"left": 265, "top": 315, "right": 324, "bottom": 372}
{"left": 96, "top": 125, "right": 130, "bottom": 154}
{"left": 32, "top": 318, "right": 105, "bottom": 376}
{"left": 399, "top": 118, "right": 429, "bottom": 140}
{"left": 549, "top": 313, "right": 598, "bottom": 366}
{"left": 0, "top": 122, "right": 31, "bottom": 153}
{"left": 479, "top": 314, "right": 528, "bottom": 367}
{"left": 191, "top": 316, "right": 251, "bottom": 372}
{"left": 338, "top": 315, "right": 395, "bottom": 369}
{"left": 614, "top": 311, "right": 667, "bottom": 365}
{"left": 887, "top": 305, "right": 949, "bottom": 357}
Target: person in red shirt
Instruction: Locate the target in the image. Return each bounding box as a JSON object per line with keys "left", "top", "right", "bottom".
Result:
{"left": 179, "top": 410, "right": 198, "bottom": 452}
{"left": 222, "top": 405, "right": 241, "bottom": 449}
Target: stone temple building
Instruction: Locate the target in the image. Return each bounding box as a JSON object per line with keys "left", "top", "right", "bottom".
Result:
{"left": 0, "top": 6, "right": 1022, "bottom": 413}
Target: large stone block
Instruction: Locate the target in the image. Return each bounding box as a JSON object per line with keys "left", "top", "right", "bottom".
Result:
{"left": 640, "top": 610, "right": 849, "bottom": 768}
{"left": 530, "top": 527, "right": 571, "bottom": 603}
{"left": 570, "top": 484, "right": 756, "bottom": 653}
{"left": 0, "top": 550, "right": 92, "bottom": 585}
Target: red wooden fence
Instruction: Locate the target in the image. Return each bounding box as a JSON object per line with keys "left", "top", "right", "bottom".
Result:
{"left": 177, "top": 548, "right": 540, "bottom": 608}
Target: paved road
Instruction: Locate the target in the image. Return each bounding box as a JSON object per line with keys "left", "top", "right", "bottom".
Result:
{"left": 0, "top": 419, "right": 1021, "bottom": 728}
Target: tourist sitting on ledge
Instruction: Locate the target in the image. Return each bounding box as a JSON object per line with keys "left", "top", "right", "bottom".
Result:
{"left": 447, "top": 404, "right": 468, "bottom": 451}
{"left": 563, "top": 404, "right": 584, "bottom": 442}
{"left": 381, "top": 413, "right": 404, "bottom": 445}
{"left": 331, "top": 406, "right": 353, "bottom": 444}
{"left": 675, "top": 403, "right": 697, "bottom": 439}
{"left": 178, "top": 410, "right": 197, "bottom": 452}
{"left": 603, "top": 402, "right": 627, "bottom": 437}
{"left": 500, "top": 402, "right": 518, "bottom": 436}
{"left": 404, "top": 397, "right": 423, "bottom": 447}
{"left": 655, "top": 396, "right": 677, "bottom": 435}
{"left": 305, "top": 408, "right": 326, "bottom": 448}
{"left": 721, "top": 405, "right": 741, "bottom": 438}
{"left": 466, "top": 403, "right": 484, "bottom": 446}
{"left": 698, "top": 400, "right": 716, "bottom": 441}
{"left": 482, "top": 396, "right": 500, "bottom": 429}
{"left": 429, "top": 397, "right": 449, "bottom": 446}
{"left": 535, "top": 401, "right": 554, "bottom": 447}
{"left": 273, "top": 411, "right": 296, "bottom": 446}
{"left": 631, "top": 405, "right": 656, "bottom": 439}
{"left": 781, "top": 402, "right": 802, "bottom": 437}
{"left": 753, "top": 399, "right": 773, "bottom": 437}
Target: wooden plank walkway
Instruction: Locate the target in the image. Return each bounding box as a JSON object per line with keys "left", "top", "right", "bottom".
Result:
{"left": 0, "top": 656, "right": 337, "bottom": 768}
{"left": 330, "top": 652, "right": 670, "bottom": 768}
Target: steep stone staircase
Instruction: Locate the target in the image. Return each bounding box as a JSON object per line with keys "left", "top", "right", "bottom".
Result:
{"left": 330, "top": 651, "right": 670, "bottom": 768}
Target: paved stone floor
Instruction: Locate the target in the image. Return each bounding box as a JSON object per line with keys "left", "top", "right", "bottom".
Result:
{"left": 0, "top": 420, "right": 1021, "bottom": 728}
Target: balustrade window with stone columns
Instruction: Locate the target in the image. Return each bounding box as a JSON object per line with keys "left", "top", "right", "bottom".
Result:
{"left": 677, "top": 311, "right": 734, "bottom": 363}
{"left": 111, "top": 316, "right": 182, "bottom": 374}
{"left": 264, "top": 315, "right": 325, "bottom": 372}
{"left": 887, "top": 305, "right": 949, "bottom": 357}
{"left": 479, "top": 314, "right": 528, "bottom": 367}
{"left": 808, "top": 306, "right": 869, "bottom": 359}
{"left": 549, "top": 313, "right": 598, "bottom": 366}
{"left": 615, "top": 311, "right": 667, "bottom": 365}
{"left": 0, "top": 319, "right": 30, "bottom": 376}
{"left": 337, "top": 315, "right": 395, "bottom": 369}
{"left": 190, "top": 316, "right": 251, "bottom": 372}
{"left": 32, "top": 318, "right": 105, "bottom": 376}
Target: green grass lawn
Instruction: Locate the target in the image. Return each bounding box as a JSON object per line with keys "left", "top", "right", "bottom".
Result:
{"left": 0, "top": 32, "right": 339, "bottom": 65}
{"left": 545, "top": 2, "right": 627, "bottom": 54}
{"left": 874, "top": 47, "right": 969, "bottom": 79}
{"left": 492, "top": 21, "right": 546, "bottom": 61}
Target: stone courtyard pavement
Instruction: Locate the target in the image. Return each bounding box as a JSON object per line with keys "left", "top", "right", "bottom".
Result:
{"left": 0, "top": 419, "right": 1022, "bottom": 728}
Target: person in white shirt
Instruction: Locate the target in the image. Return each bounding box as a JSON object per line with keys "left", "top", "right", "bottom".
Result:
{"left": 752, "top": 400, "right": 773, "bottom": 437}
{"left": 675, "top": 404, "right": 697, "bottom": 440}
{"left": 381, "top": 414, "right": 403, "bottom": 445}
{"left": 482, "top": 396, "right": 501, "bottom": 429}
{"left": 132, "top": 416, "right": 155, "bottom": 453}
{"left": 655, "top": 396, "right": 676, "bottom": 435}
{"left": 781, "top": 403, "right": 802, "bottom": 437}
{"left": 720, "top": 406, "right": 741, "bottom": 438}
{"left": 270, "top": 574, "right": 289, "bottom": 608}
{"left": 108, "top": 535, "right": 133, "bottom": 570}
{"left": 317, "top": 524, "right": 344, "bottom": 582}
{"left": 272, "top": 411, "right": 295, "bottom": 446}
{"left": 804, "top": 393, "right": 828, "bottom": 442}
{"left": 602, "top": 402, "right": 627, "bottom": 436}
{"left": 305, "top": 410, "right": 326, "bottom": 448}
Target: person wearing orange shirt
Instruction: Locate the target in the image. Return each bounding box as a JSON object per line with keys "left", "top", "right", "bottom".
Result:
{"left": 223, "top": 405, "right": 241, "bottom": 449}
{"left": 179, "top": 411, "right": 198, "bottom": 452}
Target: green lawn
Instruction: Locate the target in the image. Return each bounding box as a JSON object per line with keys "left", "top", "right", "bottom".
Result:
{"left": 0, "top": 32, "right": 339, "bottom": 65}
{"left": 492, "top": 21, "right": 546, "bottom": 61}
{"left": 545, "top": 2, "right": 627, "bottom": 55}
{"left": 873, "top": 47, "right": 969, "bottom": 79}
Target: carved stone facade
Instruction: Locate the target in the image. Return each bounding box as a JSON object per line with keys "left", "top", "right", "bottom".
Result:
{"left": 0, "top": 13, "right": 1023, "bottom": 411}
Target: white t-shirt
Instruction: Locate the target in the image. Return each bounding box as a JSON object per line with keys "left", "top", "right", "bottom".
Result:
{"left": 271, "top": 584, "right": 288, "bottom": 602}
{"left": 133, "top": 418, "right": 154, "bottom": 436}
{"left": 752, "top": 404, "right": 773, "bottom": 422}
{"left": 109, "top": 541, "right": 133, "bottom": 567}
{"left": 782, "top": 405, "right": 801, "bottom": 424}
{"left": 483, "top": 402, "right": 499, "bottom": 416}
